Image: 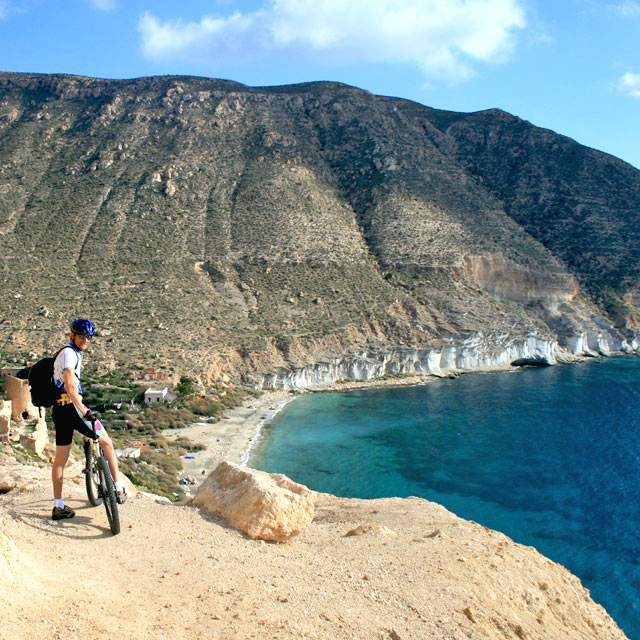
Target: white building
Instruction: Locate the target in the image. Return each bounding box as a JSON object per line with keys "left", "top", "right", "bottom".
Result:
{"left": 143, "top": 387, "right": 177, "bottom": 405}
{"left": 116, "top": 447, "right": 141, "bottom": 459}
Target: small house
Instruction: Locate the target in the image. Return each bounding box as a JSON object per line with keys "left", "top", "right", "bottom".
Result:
{"left": 143, "top": 387, "right": 177, "bottom": 405}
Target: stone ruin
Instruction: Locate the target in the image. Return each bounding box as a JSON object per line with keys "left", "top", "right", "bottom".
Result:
{"left": 1, "top": 376, "right": 48, "bottom": 456}
{"left": 0, "top": 399, "right": 12, "bottom": 446}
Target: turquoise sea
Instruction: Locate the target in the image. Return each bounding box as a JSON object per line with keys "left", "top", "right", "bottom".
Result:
{"left": 252, "top": 357, "right": 640, "bottom": 639}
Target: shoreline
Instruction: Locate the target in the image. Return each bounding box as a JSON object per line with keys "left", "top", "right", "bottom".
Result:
{"left": 165, "top": 389, "right": 294, "bottom": 491}
{"left": 168, "top": 353, "right": 630, "bottom": 493}
{"left": 166, "top": 374, "right": 441, "bottom": 492}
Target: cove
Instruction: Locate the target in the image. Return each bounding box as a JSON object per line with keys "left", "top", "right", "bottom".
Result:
{"left": 252, "top": 357, "right": 640, "bottom": 640}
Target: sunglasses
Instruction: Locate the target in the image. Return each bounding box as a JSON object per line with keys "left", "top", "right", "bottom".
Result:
{"left": 74, "top": 333, "right": 93, "bottom": 341}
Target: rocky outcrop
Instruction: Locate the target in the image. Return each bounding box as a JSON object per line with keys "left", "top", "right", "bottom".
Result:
{"left": 193, "top": 461, "right": 316, "bottom": 541}
{"left": 460, "top": 254, "right": 578, "bottom": 303}
{"left": 245, "top": 329, "right": 639, "bottom": 390}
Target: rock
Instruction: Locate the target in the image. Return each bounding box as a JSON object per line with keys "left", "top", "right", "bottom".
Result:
{"left": 0, "top": 454, "right": 49, "bottom": 492}
{"left": 19, "top": 418, "right": 48, "bottom": 456}
{"left": 165, "top": 180, "right": 176, "bottom": 197}
{"left": 193, "top": 461, "right": 316, "bottom": 542}
{"left": 344, "top": 523, "right": 396, "bottom": 537}
{"left": 0, "top": 400, "right": 11, "bottom": 443}
{"left": 462, "top": 606, "right": 476, "bottom": 623}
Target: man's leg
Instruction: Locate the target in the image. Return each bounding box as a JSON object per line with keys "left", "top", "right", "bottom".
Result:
{"left": 51, "top": 444, "right": 76, "bottom": 520}
{"left": 52, "top": 444, "right": 71, "bottom": 499}
{"left": 98, "top": 432, "right": 120, "bottom": 483}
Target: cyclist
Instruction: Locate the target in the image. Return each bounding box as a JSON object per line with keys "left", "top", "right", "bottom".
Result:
{"left": 51, "top": 318, "right": 127, "bottom": 521}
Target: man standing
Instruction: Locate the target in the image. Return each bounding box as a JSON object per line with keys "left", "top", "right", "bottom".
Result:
{"left": 51, "top": 318, "right": 127, "bottom": 521}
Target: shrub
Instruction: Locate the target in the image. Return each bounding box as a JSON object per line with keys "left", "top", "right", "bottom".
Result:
{"left": 185, "top": 398, "right": 221, "bottom": 416}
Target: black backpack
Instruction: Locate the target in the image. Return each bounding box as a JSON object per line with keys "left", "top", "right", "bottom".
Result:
{"left": 28, "top": 349, "right": 63, "bottom": 407}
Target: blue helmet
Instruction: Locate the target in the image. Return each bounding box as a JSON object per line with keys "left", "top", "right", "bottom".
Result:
{"left": 70, "top": 318, "right": 96, "bottom": 336}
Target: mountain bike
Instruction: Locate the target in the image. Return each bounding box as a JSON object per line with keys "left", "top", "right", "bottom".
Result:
{"left": 82, "top": 419, "right": 120, "bottom": 535}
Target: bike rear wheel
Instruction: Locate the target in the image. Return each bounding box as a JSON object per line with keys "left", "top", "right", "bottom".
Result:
{"left": 84, "top": 440, "right": 103, "bottom": 507}
{"left": 98, "top": 455, "right": 120, "bottom": 535}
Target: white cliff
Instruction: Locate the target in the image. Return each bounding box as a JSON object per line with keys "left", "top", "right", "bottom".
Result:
{"left": 248, "top": 329, "right": 639, "bottom": 390}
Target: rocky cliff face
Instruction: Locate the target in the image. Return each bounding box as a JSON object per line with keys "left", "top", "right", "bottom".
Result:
{"left": 0, "top": 72, "right": 638, "bottom": 384}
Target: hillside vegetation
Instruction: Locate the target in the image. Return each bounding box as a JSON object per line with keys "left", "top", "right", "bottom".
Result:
{"left": 1, "top": 72, "right": 638, "bottom": 382}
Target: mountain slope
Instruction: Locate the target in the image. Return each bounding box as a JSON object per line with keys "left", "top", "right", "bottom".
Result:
{"left": 0, "top": 73, "right": 638, "bottom": 383}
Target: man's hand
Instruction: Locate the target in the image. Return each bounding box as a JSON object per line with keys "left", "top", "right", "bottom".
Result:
{"left": 84, "top": 409, "right": 101, "bottom": 422}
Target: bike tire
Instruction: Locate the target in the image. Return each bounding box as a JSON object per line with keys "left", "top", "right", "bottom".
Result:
{"left": 98, "top": 455, "right": 120, "bottom": 535}
{"left": 84, "top": 440, "right": 103, "bottom": 507}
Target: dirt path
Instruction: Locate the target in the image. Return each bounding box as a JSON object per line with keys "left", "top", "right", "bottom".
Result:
{"left": 0, "top": 451, "right": 628, "bottom": 640}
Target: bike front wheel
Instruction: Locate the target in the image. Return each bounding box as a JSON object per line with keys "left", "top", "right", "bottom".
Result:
{"left": 84, "top": 440, "right": 103, "bottom": 507}
{"left": 98, "top": 455, "right": 120, "bottom": 535}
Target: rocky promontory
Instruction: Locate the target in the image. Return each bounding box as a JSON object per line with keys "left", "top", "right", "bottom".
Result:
{"left": 0, "top": 452, "right": 629, "bottom": 639}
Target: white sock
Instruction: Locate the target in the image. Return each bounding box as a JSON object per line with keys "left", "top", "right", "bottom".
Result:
{"left": 54, "top": 499, "right": 64, "bottom": 509}
{"left": 115, "top": 480, "right": 125, "bottom": 492}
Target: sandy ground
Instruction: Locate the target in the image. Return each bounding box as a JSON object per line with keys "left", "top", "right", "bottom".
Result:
{"left": 0, "top": 381, "right": 630, "bottom": 640}
{"left": 166, "top": 390, "right": 294, "bottom": 495}
{"left": 0, "top": 453, "right": 628, "bottom": 640}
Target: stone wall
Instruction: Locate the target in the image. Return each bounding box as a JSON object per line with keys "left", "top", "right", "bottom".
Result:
{"left": 0, "top": 400, "right": 12, "bottom": 444}
{"left": 2, "top": 379, "right": 48, "bottom": 455}
{"left": 18, "top": 416, "right": 48, "bottom": 456}
{"left": 4, "top": 376, "right": 40, "bottom": 421}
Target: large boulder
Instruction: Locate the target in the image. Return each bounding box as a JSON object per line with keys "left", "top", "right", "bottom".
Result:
{"left": 193, "top": 461, "right": 316, "bottom": 542}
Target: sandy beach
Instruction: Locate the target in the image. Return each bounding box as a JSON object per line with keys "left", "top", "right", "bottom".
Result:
{"left": 164, "top": 389, "right": 295, "bottom": 493}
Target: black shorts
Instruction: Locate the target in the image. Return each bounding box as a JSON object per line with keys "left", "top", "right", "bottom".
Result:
{"left": 52, "top": 404, "right": 97, "bottom": 446}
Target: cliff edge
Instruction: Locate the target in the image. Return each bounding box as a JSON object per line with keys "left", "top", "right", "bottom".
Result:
{"left": 0, "top": 453, "right": 627, "bottom": 640}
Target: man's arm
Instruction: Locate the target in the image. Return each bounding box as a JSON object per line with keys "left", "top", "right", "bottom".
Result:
{"left": 62, "top": 367, "right": 85, "bottom": 413}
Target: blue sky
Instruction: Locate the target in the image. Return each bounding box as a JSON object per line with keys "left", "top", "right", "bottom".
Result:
{"left": 1, "top": 0, "right": 639, "bottom": 168}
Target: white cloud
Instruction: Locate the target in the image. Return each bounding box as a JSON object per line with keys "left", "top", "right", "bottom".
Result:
{"left": 0, "top": 1, "right": 8, "bottom": 20}
{"left": 91, "top": 0, "right": 115, "bottom": 11}
{"left": 610, "top": 1, "right": 640, "bottom": 17}
{"left": 139, "top": 0, "right": 526, "bottom": 83}
{"left": 618, "top": 72, "right": 640, "bottom": 98}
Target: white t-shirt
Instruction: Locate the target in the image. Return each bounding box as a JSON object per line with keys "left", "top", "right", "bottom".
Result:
{"left": 53, "top": 344, "right": 83, "bottom": 395}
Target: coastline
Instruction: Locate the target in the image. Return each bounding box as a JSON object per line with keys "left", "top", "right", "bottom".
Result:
{"left": 170, "top": 354, "right": 638, "bottom": 492}
{"left": 168, "top": 374, "right": 439, "bottom": 493}
{"left": 169, "top": 353, "right": 636, "bottom": 495}
{"left": 166, "top": 389, "right": 294, "bottom": 491}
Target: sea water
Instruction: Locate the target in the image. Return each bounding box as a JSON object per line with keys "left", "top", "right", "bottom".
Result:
{"left": 252, "top": 358, "right": 640, "bottom": 639}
